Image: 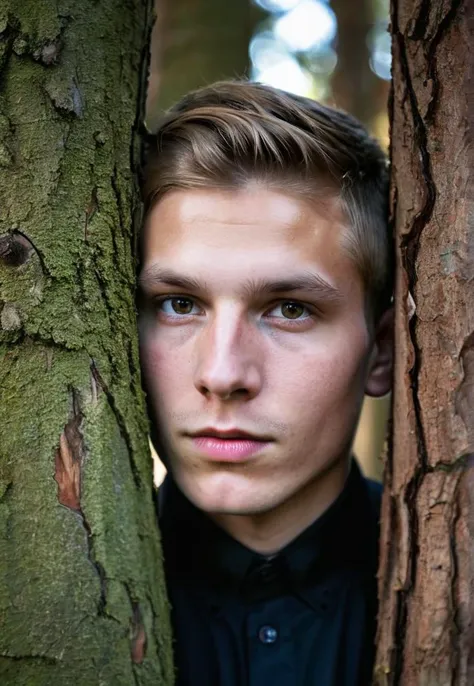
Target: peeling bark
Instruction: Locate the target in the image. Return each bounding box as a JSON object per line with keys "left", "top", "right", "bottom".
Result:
{"left": 54, "top": 396, "right": 83, "bottom": 510}
{"left": 0, "top": 1, "right": 173, "bottom": 684}
{"left": 130, "top": 600, "right": 147, "bottom": 665}
{"left": 375, "top": 1, "right": 474, "bottom": 684}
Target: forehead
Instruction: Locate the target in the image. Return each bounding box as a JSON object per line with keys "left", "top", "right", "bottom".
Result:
{"left": 141, "top": 188, "right": 361, "bottom": 295}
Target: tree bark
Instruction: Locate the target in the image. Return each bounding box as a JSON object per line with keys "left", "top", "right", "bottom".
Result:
{"left": 146, "top": 0, "right": 259, "bottom": 130}
{"left": 376, "top": 1, "right": 474, "bottom": 684}
{"left": 0, "top": 1, "right": 173, "bottom": 684}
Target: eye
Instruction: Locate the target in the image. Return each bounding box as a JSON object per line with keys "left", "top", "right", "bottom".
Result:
{"left": 156, "top": 296, "right": 199, "bottom": 316}
{"left": 267, "top": 301, "right": 311, "bottom": 320}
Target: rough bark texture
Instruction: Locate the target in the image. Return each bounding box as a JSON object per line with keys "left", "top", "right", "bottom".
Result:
{"left": 375, "top": 1, "right": 474, "bottom": 684}
{"left": 0, "top": 1, "right": 173, "bottom": 684}
{"left": 146, "top": 0, "right": 259, "bottom": 130}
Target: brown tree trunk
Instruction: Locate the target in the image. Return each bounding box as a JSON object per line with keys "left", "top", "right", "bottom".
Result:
{"left": 0, "top": 1, "right": 173, "bottom": 683}
{"left": 375, "top": 1, "right": 474, "bottom": 684}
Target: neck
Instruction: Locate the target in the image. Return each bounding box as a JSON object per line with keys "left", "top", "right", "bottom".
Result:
{"left": 209, "top": 457, "right": 351, "bottom": 555}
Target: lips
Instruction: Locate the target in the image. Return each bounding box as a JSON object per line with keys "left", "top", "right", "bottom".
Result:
{"left": 189, "top": 427, "right": 270, "bottom": 441}
{"left": 187, "top": 428, "right": 272, "bottom": 461}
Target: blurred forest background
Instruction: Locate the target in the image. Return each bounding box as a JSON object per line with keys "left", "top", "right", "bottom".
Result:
{"left": 146, "top": 0, "right": 391, "bottom": 484}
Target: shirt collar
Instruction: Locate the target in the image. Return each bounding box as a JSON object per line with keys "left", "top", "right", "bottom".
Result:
{"left": 157, "top": 458, "right": 380, "bottom": 605}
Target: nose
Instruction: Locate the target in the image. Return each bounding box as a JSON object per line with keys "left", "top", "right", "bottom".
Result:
{"left": 194, "top": 306, "right": 262, "bottom": 402}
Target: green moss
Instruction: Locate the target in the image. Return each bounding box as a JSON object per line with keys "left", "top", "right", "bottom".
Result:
{"left": 0, "top": 1, "right": 173, "bottom": 683}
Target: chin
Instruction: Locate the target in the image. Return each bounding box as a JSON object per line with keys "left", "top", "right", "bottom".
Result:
{"left": 177, "top": 470, "right": 283, "bottom": 516}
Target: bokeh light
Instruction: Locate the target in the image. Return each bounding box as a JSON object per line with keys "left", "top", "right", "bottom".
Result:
{"left": 369, "top": 23, "right": 391, "bottom": 80}
{"left": 252, "top": 56, "right": 313, "bottom": 97}
{"left": 249, "top": 31, "right": 292, "bottom": 73}
{"left": 274, "top": 0, "right": 336, "bottom": 52}
{"left": 253, "top": 0, "right": 302, "bottom": 13}
{"left": 250, "top": 0, "right": 338, "bottom": 97}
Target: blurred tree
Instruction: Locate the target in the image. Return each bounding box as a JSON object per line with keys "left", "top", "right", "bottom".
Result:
{"left": 330, "top": 0, "right": 389, "bottom": 131}
{"left": 147, "top": 0, "right": 263, "bottom": 130}
{"left": 329, "top": 0, "right": 391, "bottom": 482}
{"left": 0, "top": 1, "right": 173, "bottom": 684}
{"left": 376, "top": 1, "right": 473, "bottom": 683}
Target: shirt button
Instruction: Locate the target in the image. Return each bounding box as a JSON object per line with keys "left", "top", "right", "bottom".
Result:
{"left": 259, "top": 563, "right": 276, "bottom": 583}
{"left": 258, "top": 625, "right": 278, "bottom": 644}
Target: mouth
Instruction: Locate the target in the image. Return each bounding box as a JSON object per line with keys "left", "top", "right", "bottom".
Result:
{"left": 189, "top": 427, "right": 270, "bottom": 440}
{"left": 187, "top": 428, "right": 272, "bottom": 462}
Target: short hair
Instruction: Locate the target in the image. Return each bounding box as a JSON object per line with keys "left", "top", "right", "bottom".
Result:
{"left": 142, "top": 80, "right": 392, "bottom": 325}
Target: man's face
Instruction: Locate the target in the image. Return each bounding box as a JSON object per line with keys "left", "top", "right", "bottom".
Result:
{"left": 139, "top": 187, "right": 383, "bottom": 515}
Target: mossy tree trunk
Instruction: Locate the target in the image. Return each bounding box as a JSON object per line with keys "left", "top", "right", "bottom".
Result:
{"left": 376, "top": 1, "right": 474, "bottom": 684}
{"left": 0, "top": 1, "right": 173, "bottom": 684}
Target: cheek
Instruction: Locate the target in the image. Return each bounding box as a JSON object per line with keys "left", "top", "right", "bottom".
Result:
{"left": 140, "top": 334, "right": 186, "bottom": 399}
{"left": 279, "top": 339, "right": 367, "bottom": 425}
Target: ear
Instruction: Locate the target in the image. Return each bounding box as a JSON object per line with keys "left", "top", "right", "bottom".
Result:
{"left": 365, "top": 306, "right": 394, "bottom": 398}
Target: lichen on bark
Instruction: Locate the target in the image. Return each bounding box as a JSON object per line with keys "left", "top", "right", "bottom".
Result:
{"left": 0, "top": 1, "right": 173, "bottom": 684}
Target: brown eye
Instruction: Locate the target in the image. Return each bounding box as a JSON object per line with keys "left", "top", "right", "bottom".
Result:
{"left": 158, "top": 297, "right": 197, "bottom": 316}
{"left": 280, "top": 302, "right": 306, "bottom": 319}
{"left": 171, "top": 298, "right": 194, "bottom": 314}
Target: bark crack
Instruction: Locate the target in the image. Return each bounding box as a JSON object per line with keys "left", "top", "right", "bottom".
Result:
{"left": 0, "top": 21, "right": 17, "bottom": 85}
{"left": 80, "top": 513, "right": 108, "bottom": 618}
{"left": 449, "top": 485, "right": 462, "bottom": 684}
{"left": 131, "top": 0, "right": 154, "bottom": 266}
{"left": 53, "top": 387, "right": 108, "bottom": 618}
{"left": 424, "top": 0, "right": 464, "bottom": 122}
{"left": 90, "top": 359, "right": 142, "bottom": 489}
{"left": 455, "top": 332, "right": 474, "bottom": 449}
{"left": 84, "top": 184, "right": 99, "bottom": 242}
{"left": 388, "top": 2, "right": 465, "bottom": 683}
{"left": 0, "top": 481, "right": 13, "bottom": 504}
{"left": 0, "top": 653, "right": 58, "bottom": 664}
{"left": 391, "top": 1, "right": 435, "bottom": 681}
{"left": 111, "top": 162, "right": 131, "bottom": 263}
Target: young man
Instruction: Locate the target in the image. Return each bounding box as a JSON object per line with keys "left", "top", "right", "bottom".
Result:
{"left": 139, "top": 80, "right": 393, "bottom": 686}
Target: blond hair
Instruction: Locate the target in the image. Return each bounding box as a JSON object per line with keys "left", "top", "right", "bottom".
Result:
{"left": 143, "top": 80, "right": 392, "bottom": 323}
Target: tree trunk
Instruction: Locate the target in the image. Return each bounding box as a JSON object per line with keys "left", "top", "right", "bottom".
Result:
{"left": 376, "top": 1, "right": 474, "bottom": 684}
{"left": 0, "top": 2, "right": 173, "bottom": 684}
{"left": 146, "top": 0, "right": 259, "bottom": 130}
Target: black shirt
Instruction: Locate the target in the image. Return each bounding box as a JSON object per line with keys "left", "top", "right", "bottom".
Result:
{"left": 157, "top": 459, "right": 382, "bottom": 686}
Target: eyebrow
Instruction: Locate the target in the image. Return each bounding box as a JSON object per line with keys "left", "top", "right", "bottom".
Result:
{"left": 139, "top": 266, "right": 343, "bottom": 302}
